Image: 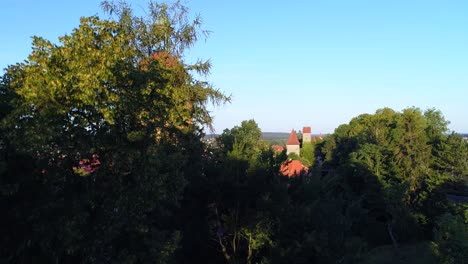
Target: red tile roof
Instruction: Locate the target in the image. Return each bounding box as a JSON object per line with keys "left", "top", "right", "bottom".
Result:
{"left": 280, "top": 159, "right": 308, "bottom": 177}
{"left": 271, "top": 145, "right": 285, "bottom": 152}
{"left": 303, "top": 126, "right": 311, "bottom": 134}
{"left": 287, "top": 129, "right": 300, "bottom": 145}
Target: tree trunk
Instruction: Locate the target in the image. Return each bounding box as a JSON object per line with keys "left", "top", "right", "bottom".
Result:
{"left": 387, "top": 222, "right": 399, "bottom": 253}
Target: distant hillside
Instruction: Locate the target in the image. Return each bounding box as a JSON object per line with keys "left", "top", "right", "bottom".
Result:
{"left": 205, "top": 132, "right": 289, "bottom": 141}
{"left": 205, "top": 132, "right": 329, "bottom": 145}
{"left": 261, "top": 132, "right": 290, "bottom": 140}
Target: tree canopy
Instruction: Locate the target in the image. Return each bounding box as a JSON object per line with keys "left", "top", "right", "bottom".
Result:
{"left": 0, "top": 1, "right": 228, "bottom": 263}
{"left": 0, "top": 1, "right": 466, "bottom": 263}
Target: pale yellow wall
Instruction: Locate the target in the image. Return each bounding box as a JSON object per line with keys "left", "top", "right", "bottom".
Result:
{"left": 286, "top": 145, "right": 300, "bottom": 156}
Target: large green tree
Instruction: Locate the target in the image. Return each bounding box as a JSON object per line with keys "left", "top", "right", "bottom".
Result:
{"left": 0, "top": 1, "right": 227, "bottom": 263}
{"left": 200, "top": 120, "right": 285, "bottom": 263}
{"left": 320, "top": 107, "right": 467, "bottom": 259}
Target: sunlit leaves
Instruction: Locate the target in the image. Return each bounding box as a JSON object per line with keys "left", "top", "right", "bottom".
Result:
{"left": 0, "top": 1, "right": 227, "bottom": 263}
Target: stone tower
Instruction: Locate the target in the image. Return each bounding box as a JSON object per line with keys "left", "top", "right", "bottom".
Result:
{"left": 286, "top": 129, "right": 300, "bottom": 156}
{"left": 303, "top": 126, "right": 311, "bottom": 143}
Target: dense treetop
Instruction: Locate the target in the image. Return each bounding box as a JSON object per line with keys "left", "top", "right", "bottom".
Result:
{"left": 0, "top": 1, "right": 466, "bottom": 263}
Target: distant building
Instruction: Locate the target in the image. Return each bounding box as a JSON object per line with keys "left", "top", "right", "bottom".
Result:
{"left": 280, "top": 159, "right": 308, "bottom": 177}
{"left": 303, "top": 126, "right": 311, "bottom": 143}
{"left": 286, "top": 129, "right": 300, "bottom": 156}
{"left": 312, "top": 133, "right": 323, "bottom": 142}
{"left": 271, "top": 145, "right": 285, "bottom": 153}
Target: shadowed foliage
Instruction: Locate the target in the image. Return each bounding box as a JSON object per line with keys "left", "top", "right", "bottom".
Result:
{"left": 1, "top": 1, "right": 466, "bottom": 263}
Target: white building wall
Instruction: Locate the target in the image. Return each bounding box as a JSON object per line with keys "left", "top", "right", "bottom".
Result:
{"left": 286, "top": 145, "right": 300, "bottom": 156}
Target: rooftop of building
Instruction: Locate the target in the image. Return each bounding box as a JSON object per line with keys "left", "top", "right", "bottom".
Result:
{"left": 287, "top": 129, "right": 300, "bottom": 145}
{"left": 280, "top": 159, "right": 308, "bottom": 177}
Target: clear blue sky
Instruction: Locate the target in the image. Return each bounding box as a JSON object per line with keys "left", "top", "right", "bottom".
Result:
{"left": 1, "top": 0, "right": 467, "bottom": 133}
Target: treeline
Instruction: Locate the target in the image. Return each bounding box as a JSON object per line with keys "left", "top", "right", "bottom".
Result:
{"left": 318, "top": 108, "right": 468, "bottom": 263}
{"left": 1, "top": 1, "right": 467, "bottom": 263}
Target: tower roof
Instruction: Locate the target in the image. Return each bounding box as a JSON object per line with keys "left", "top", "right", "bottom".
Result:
{"left": 303, "top": 126, "right": 311, "bottom": 134}
{"left": 287, "top": 129, "right": 300, "bottom": 145}
{"left": 280, "top": 159, "right": 308, "bottom": 177}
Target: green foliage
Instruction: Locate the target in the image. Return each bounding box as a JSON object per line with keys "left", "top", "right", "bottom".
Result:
{"left": 169, "top": 108, "right": 468, "bottom": 263}
{"left": 319, "top": 107, "right": 467, "bottom": 255}
{"left": 1, "top": 2, "right": 466, "bottom": 261}
{"left": 360, "top": 242, "right": 439, "bottom": 264}
{"left": 433, "top": 213, "right": 468, "bottom": 264}
{"left": 287, "top": 152, "right": 300, "bottom": 160}
{"left": 301, "top": 141, "right": 315, "bottom": 167}
{"left": 218, "top": 119, "right": 263, "bottom": 158}
{"left": 0, "top": 1, "right": 228, "bottom": 263}
{"left": 433, "top": 133, "right": 468, "bottom": 182}
{"left": 203, "top": 120, "right": 284, "bottom": 263}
